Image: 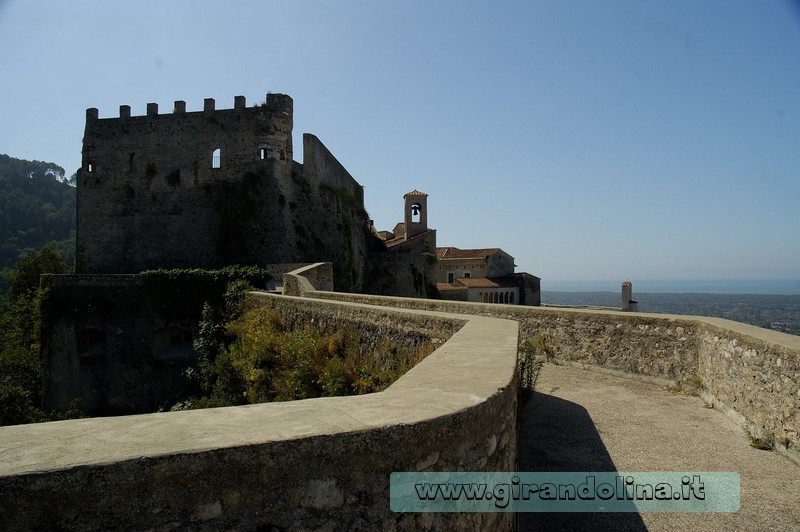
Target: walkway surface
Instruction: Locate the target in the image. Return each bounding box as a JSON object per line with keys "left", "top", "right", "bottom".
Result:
{"left": 517, "top": 364, "right": 800, "bottom": 531}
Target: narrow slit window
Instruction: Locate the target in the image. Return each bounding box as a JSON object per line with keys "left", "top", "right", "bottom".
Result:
{"left": 211, "top": 148, "right": 221, "bottom": 169}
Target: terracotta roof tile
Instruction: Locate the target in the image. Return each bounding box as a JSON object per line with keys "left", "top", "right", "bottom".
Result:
{"left": 456, "top": 276, "right": 521, "bottom": 288}
{"left": 435, "top": 247, "right": 501, "bottom": 260}
{"left": 436, "top": 282, "right": 467, "bottom": 291}
{"left": 385, "top": 236, "right": 406, "bottom": 248}
{"left": 404, "top": 189, "right": 427, "bottom": 197}
{"left": 386, "top": 229, "right": 434, "bottom": 248}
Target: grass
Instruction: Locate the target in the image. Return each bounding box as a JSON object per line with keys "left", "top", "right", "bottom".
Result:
{"left": 746, "top": 429, "right": 775, "bottom": 451}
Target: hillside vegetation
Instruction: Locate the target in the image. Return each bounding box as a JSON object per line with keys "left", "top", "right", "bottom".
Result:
{"left": 0, "top": 154, "right": 76, "bottom": 289}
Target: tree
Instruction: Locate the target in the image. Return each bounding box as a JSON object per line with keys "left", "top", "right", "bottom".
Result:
{"left": 0, "top": 246, "right": 67, "bottom": 425}
{"left": 0, "top": 154, "right": 76, "bottom": 273}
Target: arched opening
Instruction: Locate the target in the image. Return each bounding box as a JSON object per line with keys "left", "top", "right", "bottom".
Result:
{"left": 411, "top": 202, "right": 422, "bottom": 223}
{"left": 211, "top": 148, "right": 221, "bottom": 169}
{"left": 510, "top": 292, "right": 514, "bottom": 304}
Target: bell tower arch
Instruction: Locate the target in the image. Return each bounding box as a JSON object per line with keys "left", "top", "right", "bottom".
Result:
{"left": 404, "top": 190, "right": 428, "bottom": 240}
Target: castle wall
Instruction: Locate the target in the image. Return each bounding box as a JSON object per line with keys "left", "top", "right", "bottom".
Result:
{"left": 79, "top": 94, "right": 293, "bottom": 273}
{"left": 76, "top": 94, "right": 369, "bottom": 292}
{"left": 3, "top": 293, "right": 518, "bottom": 531}
{"left": 302, "top": 133, "right": 362, "bottom": 201}
{"left": 365, "top": 251, "right": 438, "bottom": 298}
{"left": 40, "top": 274, "right": 196, "bottom": 416}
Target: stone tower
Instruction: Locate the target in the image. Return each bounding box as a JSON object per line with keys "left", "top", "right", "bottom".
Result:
{"left": 403, "top": 190, "right": 428, "bottom": 241}
{"left": 621, "top": 281, "right": 638, "bottom": 312}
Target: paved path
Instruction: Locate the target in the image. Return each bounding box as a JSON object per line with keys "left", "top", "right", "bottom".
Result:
{"left": 517, "top": 364, "right": 800, "bottom": 531}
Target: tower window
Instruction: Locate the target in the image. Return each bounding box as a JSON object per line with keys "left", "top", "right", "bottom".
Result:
{"left": 211, "top": 148, "right": 221, "bottom": 169}
{"left": 411, "top": 202, "right": 422, "bottom": 223}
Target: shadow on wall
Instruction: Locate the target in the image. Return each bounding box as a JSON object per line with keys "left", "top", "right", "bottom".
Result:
{"left": 517, "top": 391, "right": 647, "bottom": 531}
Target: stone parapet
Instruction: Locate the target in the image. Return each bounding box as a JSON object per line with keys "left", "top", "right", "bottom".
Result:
{"left": 306, "top": 290, "right": 800, "bottom": 463}
{"left": 0, "top": 293, "right": 519, "bottom": 530}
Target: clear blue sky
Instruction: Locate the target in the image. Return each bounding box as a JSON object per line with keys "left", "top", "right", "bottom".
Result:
{"left": 1, "top": 0, "right": 798, "bottom": 283}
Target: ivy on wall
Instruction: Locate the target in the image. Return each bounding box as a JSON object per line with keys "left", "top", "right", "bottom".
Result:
{"left": 140, "top": 266, "right": 272, "bottom": 316}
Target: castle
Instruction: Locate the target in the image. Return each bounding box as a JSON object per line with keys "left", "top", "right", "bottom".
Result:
{"left": 78, "top": 93, "right": 374, "bottom": 292}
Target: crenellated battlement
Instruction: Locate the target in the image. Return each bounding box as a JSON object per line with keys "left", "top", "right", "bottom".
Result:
{"left": 76, "top": 91, "right": 369, "bottom": 290}
{"left": 85, "top": 93, "right": 293, "bottom": 121}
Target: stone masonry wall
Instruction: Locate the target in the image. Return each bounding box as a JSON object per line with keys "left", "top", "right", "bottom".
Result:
{"left": 79, "top": 94, "right": 293, "bottom": 273}
{"left": 306, "top": 291, "right": 800, "bottom": 458}
{"left": 282, "top": 262, "right": 334, "bottom": 296}
{"left": 40, "top": 274, "right": 197, "bottom": 416}
{"left": 78, "top": 94, "right": 370, "bottom": 293}
{"left": 2, "top": 294, "right": 520, "bottom": 530}
{"left": 697, "top": 321, "right": 800, "bottom": 450}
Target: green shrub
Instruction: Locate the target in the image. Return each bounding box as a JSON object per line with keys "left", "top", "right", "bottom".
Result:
{"left": 517, "top": 333, "right": 552, "bottom": 400}
{"left": 186, "top": 306, "right": 434, "bottom": 409}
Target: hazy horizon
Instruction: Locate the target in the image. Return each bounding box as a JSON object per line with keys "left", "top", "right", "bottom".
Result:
{"left": 542, "top": 278, "right": 800, "bottom": 295}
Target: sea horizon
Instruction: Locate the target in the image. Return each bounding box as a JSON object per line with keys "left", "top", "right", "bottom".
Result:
{"left": 542, "top": 278, "right": 800, "bottom": 296}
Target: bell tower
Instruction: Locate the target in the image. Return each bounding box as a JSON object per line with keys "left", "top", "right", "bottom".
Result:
{"left": 403, "top": 190, "right": 428, "bottom": 240}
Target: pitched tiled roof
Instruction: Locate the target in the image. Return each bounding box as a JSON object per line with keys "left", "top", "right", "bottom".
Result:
{"left": 404, "top": 189, "right": 427, "bottom": 197}
{"left": 386, "top": 229, "right": 434, "bottom": 248}
{"left": 436, "top": 282, "right": 468, "bottom": 292}
{"left": 385, "top": 236, "right": 406, "bottom": 248}
{"left": 435, "top": 247, "right": 501, "bottom": 260}
{"left": 455, "top": 276, "right": 520, "bottom": 288}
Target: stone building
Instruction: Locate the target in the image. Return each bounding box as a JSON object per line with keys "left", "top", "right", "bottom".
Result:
{"left": 435, "top": 246, "right": 541, "bottom": 306}
{"left": 78, "top": 93, "right": 370, "bottom": 292}
{"left": 375, "top": 191, "right": 540, "bottom": 305}
{"left": 381, "top": 190, "right": 437, "bottom": 253}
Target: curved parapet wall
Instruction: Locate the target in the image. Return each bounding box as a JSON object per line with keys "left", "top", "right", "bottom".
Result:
{"left": 282, "top": 261, "right": 334, "bottom": 296}
{"left": 0, "top": 293, "right": 519, "bottom": 530}
{"left": 305, "top": 290, "right": 800, "bottom": 464}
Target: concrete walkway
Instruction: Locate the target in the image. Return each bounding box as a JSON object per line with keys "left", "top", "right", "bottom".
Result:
{"left": 518, "top": 364, "right": 800, "bottom": 531}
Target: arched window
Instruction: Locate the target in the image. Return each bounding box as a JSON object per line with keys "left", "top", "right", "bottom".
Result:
{"left": 411, "top": 202, "right": 422, "bottom": 223}
{"left": 211, "top": 148, "right": 221, "bottom": 169}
